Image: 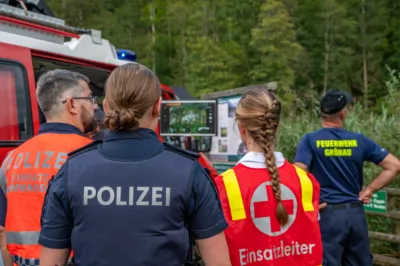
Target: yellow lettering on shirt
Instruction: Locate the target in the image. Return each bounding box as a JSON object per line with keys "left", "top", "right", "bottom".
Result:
{"left": 316, "top": 140, "right": 357, "bottom": 157}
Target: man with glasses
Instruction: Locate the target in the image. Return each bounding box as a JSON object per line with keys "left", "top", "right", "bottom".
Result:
{"left": 0, "top": 69, "right": 95, "bottom": 266}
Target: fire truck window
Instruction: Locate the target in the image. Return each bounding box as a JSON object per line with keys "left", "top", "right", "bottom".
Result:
{"left": 0, "top": 63, "right": 32, "bottom": 141}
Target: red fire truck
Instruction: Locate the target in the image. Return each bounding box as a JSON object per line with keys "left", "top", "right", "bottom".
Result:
{"left": 0, "top": 1, "right": 217, "bottom": 177}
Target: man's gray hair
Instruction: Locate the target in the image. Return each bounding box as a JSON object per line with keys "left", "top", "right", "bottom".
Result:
{"left": 36, "top": 69, "right": 90, "bottom": 117}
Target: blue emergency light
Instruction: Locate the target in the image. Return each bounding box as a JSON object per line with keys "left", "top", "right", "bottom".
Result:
{"left": 116, "top": 49, "right": 136, "bottom": 62}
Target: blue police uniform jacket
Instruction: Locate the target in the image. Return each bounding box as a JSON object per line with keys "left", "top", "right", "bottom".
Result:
{"left": 294, "top": 128, "right": 389, "bottom": 204}
{"left": 39, "top": 128, "right": 227, "bottom": 266}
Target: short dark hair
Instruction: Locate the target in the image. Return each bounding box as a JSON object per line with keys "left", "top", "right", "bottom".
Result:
{"left": 36, "top": 69, "right": 90, "bottom": 118}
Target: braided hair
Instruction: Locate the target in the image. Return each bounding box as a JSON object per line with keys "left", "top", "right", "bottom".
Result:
{"left": 236, "top": 89, "right": 288, "bottom": 226}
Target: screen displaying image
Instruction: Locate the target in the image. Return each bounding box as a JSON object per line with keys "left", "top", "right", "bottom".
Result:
{"left": 160, "top": 100, "right": 217, "bottom": 136}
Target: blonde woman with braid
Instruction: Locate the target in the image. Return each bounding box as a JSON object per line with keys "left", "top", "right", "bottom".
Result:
{"left": 214, "top": 89, "right": 323, "bottom": 266}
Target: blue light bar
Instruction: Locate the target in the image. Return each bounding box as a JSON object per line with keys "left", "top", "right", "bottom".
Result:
{"left": 116, "top": 49, "right": 136, "bottom": 62}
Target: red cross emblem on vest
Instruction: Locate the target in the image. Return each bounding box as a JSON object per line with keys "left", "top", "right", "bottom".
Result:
{"left": 250, "top": 182, "right": 298, "bottom": 236}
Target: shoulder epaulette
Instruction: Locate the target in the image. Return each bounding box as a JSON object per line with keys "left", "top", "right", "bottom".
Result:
{"left": 163, "top": 142, "right": 200, "bottom": 161}
{"left": 67, "top": 140, "right": 102, "bottom": 159}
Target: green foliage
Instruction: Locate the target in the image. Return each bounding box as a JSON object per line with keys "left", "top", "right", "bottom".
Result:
{"left": 186, "top": 37, "right": 241, "bottom": 97}
{"left": 47, "top": 0, "right": 400, "bottom": 106}
{"left": 383, "top": 67, "right": 400, "bottom": 115}
{"left": 250, "top": 0, "right": 302, "bottom": 89}
{"left": 167, "top": 104, "right": 209, "bottom": 134}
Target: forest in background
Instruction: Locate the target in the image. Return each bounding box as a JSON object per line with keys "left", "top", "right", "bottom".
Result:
{"left": 47, "top": 0, "right": 400, "bottom": 108}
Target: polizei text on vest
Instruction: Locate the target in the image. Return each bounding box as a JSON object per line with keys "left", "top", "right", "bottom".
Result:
{"left": 83, "top": 186, "right": 171, "bottom": 206}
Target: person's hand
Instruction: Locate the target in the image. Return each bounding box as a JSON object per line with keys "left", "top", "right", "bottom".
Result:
{"left": 319, "top": 202, "right": 327, "bottom": 210}
{"left": 0, "top": 225, "right": 5, "bottom": 248}
{"left": 359, "top": 187, "right": 374, "bottom": 204}
{"left": 0, "top": 226, "right": 14, "bottom": 266}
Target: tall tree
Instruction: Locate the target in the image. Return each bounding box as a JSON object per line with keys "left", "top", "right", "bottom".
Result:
{"left": 385, "top": 0, "right": 400, "bottom": 71}
{"left": 321, "top": 0, "right": 357, "bottom": 93}
{"left": 250, "top": 0, "right": 302, "bottom": 89}
{"left": 344, "top": 0, "right": 389, "bottom": 106}
{"left": 293, "top": 0, "right": 357, "bottom": 94}
{"left": 185, "top": 36, "right": 239, "bottom": 96}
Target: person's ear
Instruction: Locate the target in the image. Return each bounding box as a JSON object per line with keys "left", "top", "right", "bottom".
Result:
{"left": 152, "top": 96, "right": 162, "bottom": 118}
{"left": 103, "top": 99, "right": 109, "bottom": 114}
{"left": 340, "top": 108, "right": 347, "bottom": 120}
{"left": 65, "top": 98, "right": 78, "bottom": 115}
{"left": 238, "top": 124, "right": 248, "bottom": 141}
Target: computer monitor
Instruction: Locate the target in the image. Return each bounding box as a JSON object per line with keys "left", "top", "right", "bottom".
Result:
{"left": 159, "top": 100, "right": 217, "bottom": 136}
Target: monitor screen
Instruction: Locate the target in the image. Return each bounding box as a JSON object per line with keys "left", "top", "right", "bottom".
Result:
{"left": 160, "top": 100, "right": 217, "bottom": 136}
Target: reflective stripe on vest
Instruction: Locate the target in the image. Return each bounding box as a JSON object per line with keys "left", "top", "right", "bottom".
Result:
{"left": 221, "top": 165, "right": 315, "bottom": 221}
{"left": 6, "top": 231, "right": 40, "bottom": 245}
{"left": 221, "top": 169, "right": 246, "bottom": 221}
{"left": 294, "top": 166, "right": 315, "bottom": 212}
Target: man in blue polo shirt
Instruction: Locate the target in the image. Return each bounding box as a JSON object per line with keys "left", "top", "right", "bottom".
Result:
{"left": 294, "top": 89, "right": 400, "bottom": 266}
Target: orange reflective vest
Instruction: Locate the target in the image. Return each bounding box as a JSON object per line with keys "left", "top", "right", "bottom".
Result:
{"left": 1, "top": 132, "right": 92, "bottom": 264}
{"left": 214, "top": 161, "right": 323, "bottom": 266}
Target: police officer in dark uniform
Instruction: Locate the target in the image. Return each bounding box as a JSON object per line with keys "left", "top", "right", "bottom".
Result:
{"left": 38, "top": 63, "right": 231, "bottom": 266}
{"left": 294, "top": 89, "right": 400, "bottom": 266}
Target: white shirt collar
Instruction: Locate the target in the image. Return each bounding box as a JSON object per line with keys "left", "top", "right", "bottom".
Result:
{"left": 237, "top": 151, "right": 285, "bottom": 169}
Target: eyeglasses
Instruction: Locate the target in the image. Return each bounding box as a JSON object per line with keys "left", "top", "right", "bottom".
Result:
{"left": 62, "top": 96, "right": 97, "bottom": 105}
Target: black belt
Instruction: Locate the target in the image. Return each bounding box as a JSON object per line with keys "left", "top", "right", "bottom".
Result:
{"left": 320, "top": 202, "right": 362, "bottom": 213}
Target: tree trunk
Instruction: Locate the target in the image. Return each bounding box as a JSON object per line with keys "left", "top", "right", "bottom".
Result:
{"left": 361, "top": 0, "right": 368, "bottom": 108}
{"left": 203, "top": 2, "right": 208, "bottom": 36}
{"left": 62, "top": 0, "right": 66, "bottom": 18}
{"left": 167, "top": 1, "right": 172, "bottom": 61}
{"left": 181, "top": 27, "right": 187, "bottom": 83}
{"left": 150, "top": 1, "right": 156, "bottom": 73}
{"left": 323, "top": 7, "right": 331, "bottom": 93}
